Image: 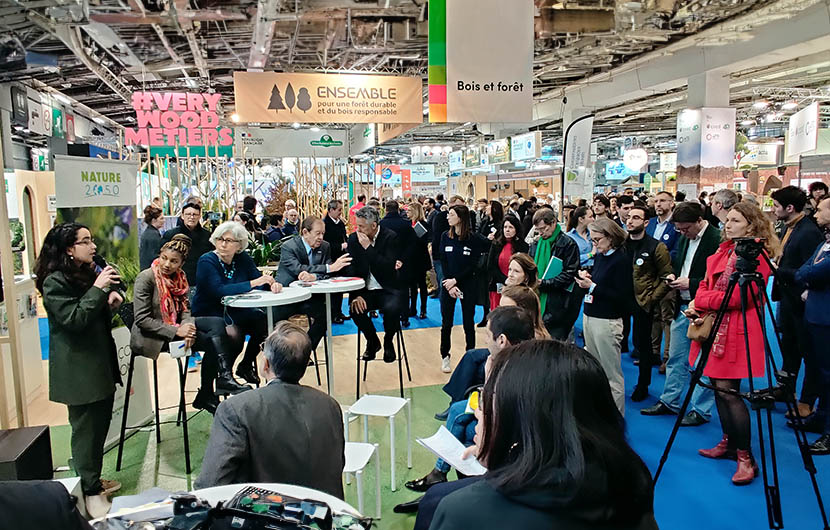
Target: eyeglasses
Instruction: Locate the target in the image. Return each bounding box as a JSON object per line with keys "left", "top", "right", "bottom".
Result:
{"left": 590, "top": 236, "right": 606, "bottom": 244}
{"left": 74, "top": 237, "right": 94, "bottom": 246}
{"left": 216, "top": 237, "right": 241, "bottom": 245}
{"left": 182, "top": 212, "right": 201, "bottom": 218}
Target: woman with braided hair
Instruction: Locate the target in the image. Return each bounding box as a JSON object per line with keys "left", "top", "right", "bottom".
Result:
{"left": 131, "top": 234, "right": 250, "bottom": 416}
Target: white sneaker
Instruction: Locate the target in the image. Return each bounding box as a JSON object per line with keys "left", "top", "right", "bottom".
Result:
{"left": 85, "top": 493, "right": 112, "bottom": 520}
{"left": 441, "top": 356, "right": 451, "bottom": 373}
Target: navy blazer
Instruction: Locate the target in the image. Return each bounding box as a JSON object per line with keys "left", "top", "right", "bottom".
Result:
{"left": 795, "top": 240, "right": 830, "bottom": 326}
{"left": 646, "top": 217, "right": 680, "bottom": 259}
{"left": 274, "top": 235, "right": 331, "bottom": 286}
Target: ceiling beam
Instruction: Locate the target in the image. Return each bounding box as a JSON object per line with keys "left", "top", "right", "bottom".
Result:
{"left": 248, "top": 0, "right": 281, "bottom": 70}
{"left": 171, "top": 0, "right": 209, "bottom": 79}
{"left": 82, "top": 22, "right": 161, "bottom": 82}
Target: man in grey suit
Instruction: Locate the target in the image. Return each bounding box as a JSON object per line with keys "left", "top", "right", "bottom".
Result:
{"left": 195, "top": 321, "right": 346, "bottom": 497}
{"left": 274, "top": 216, "right": 352, "bottom": 351}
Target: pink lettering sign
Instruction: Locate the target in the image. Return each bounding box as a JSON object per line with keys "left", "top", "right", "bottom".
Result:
{"left": 125, "top": 91, "right": 232, "bottom": 148}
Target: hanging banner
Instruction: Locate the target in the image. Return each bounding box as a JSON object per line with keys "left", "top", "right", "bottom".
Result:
{"left": 786, "top": 102, "right": 819, "bottom": 158}
{"left": 486, "top": 139, "right": 511, "bottom": 164}
{"left": 563, "top": 116, "right": 594, "bottom": 198}
{"left": 402, "top": 169, "right": 412, "bottom": 197}
{"left": 378, "top": 122, "right": 420, "bottom": 144}
{"left": 449, "top": 150, "right": 464, "bottom": 171}
{"left": 10, "top": 86, "right": 28, "bottom": 126}
{"left": 401, "top": 164, "right": 436, "bottom": 182}
{"left": 233, "top": 71, "right": 423, "bottom": 124}
{"left": 430, "top": 0, "right": 533, "bottom": 123}
{"left": 375, "top": 164, "right": 403, "bottom": 186}
{"left": 125, "top": 91, "right": 233, "bottom": 148}
{"left": 235, "top": 127, "right": 349, "bottom": 158}
{"left": 700, "top": 108, "right": 736, "bottom": 168}
{"left": 511, "top": 131, "right": 541, "bottom": 162}
{"left": 676, "top": 109, "right": 702, "bottom": 167}
{"left": 52, "top": 107, "right": 65, "bottom": 139}
{"left": 65, "top": 113, "right": 76, "bottom": 142}
{"left": 349, "top": 123, "right": 376, "bottom": 156}
{"left": 54, "top": 155, "right": 138, "bottom": 208}
{"left": 659, "top": 152, "right": 677, "bottom": 172}
{"left": 26, "top": 88, "right": 45, "bottom": 135}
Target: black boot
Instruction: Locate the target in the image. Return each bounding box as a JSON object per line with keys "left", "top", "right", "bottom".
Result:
{"left": 193, "top": 388, "right": 219, "bottom": 414}
{"left": 213, "top": 341, "right": 250, "bottom": 395}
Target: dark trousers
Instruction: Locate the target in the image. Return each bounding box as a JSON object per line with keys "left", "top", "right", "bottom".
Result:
{"left": 779, "top": 299, "right": 819, "bottom": 404}
{"left": 651, "top": 293, "right": 676, "bottom": 360}
{"left": 442, "top": 348, "right": 489, "bottom": 402}
{"left": 67, "top": 393, "right": 115, "bottom": 495}
{"left": 621, "top": 311, "right": 632, "bottom": 353}
{"left": 410, "top": 274, "right": 428, "bottom": 315}
{"left": 227, "top": 307, "right": 268, "bottom": 366}
{"left": 274, "top": 296, "right": 327, "bottom": 350}
{"left": 440, "top": 284, "right": 476, "bottom": 358}
{"left": 192, "top": 316, "right": 227, "bottom": 390}
{"left": 633, "top": 304, "right": 656, "bottom": 388}
{"left": 806, "top": 324, "right": 830, "bottom": 434}
{"left": 544, "top": 298, "right": 577, "bottom": 341}
{"left": 351, "top": 288, "right": 405, "bottom": 345}
{"left": 331, "top": 293, "right": 345, "bottom": 318}
{"left": 415, "top": 477, "right": 481, "bottom": 530}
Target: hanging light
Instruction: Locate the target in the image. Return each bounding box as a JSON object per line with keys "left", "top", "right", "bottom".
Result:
{"left": 753, "top": 99, "right": 769, "bottom": 109}
{"left": 292, "top": 122, "right": 301, "bottom": 129}
{"left": 231, "top": 113, "right": 240, "bottom": 123}
{"left": 740, "top": 119, "right": 755, "bottom": 126}
{"left": 781, "top": 101, "right": 798, "bottom": 110}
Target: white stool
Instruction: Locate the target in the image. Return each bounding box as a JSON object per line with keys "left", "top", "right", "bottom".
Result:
{"left": 346, "top": 395, "right": 412, "bottom": 491}
{"left": 343, "top": 442, "right": 381, "bottom": 519}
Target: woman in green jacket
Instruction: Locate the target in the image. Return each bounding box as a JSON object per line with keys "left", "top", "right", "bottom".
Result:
{"left": 34, "top": 223, "right": 124, "bottom": 519}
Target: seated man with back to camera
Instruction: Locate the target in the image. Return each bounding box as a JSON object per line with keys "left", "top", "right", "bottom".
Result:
{"left": 347, "top": 205, "right": 405, "bottom": 363}
{"left": 274, "top": 216, "right": 352, "bottom": 353}
{"left": 195, "top": 321, "right": 345, "bottom": 498}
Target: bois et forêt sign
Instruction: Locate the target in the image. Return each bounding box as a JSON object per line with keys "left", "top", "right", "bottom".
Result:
{"left": 233, "top": 72, "right": 423, "bottom": 124}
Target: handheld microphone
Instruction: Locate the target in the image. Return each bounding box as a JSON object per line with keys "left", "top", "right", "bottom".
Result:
{"left": 93, "top": 254, "right": 126, "bottom": 291}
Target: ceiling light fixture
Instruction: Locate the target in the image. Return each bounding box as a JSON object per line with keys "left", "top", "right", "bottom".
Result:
{"left": 231, "top": 113, "right": 240, "bottom": 123}
{"left": 310, "top": 127, "right": 320, "bottom": 132}
{"left": 753, "top": 100, "right": 769, "bottom": 110}
{"left": 741, "top": 119, "right": 755, "bottom": 126}
{"left": 292, "top": 122, "right": 300, "bottom": 129}
{"left": 781, "top": 101, "right": 798, "bottom": 110}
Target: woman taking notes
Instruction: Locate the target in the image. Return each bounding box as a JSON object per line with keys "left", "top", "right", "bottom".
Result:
{"left": 35, "top": 223, "right": 124, "bottom": 518}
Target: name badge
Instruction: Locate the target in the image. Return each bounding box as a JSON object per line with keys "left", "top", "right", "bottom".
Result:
{"left": 445, "top": 246, "right": 453, "bottom": 252}
{"left": 584, "top": 294, "right": 594, "bottom": 304}
{"left": 663, "top": 234, "right": 670, "bottom": 240}
{"left": 636, "top": 258, "right": 644, "bottom": 266}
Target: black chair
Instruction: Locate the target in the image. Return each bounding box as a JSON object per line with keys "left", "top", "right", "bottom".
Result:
{"left": 115, "top": 303, "right": 194, "bottom": 475}
{"left": 355, "top": 328, "right": 411, "bottom": 400}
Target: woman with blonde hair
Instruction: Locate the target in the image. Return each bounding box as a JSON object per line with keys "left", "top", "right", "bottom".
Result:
{"left": 689, "top": 201, "right": 779, "bottom": 485}
{"left": 501, "top": 285, "right": 550, "bottom": 340}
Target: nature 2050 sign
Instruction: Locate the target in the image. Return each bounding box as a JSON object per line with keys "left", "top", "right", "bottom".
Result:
{"left": 233, "top": 72, "right": 423, "bottom": 124}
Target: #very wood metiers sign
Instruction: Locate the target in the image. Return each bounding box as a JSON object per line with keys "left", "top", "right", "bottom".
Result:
{"left": 233, "top": 72, "right": 423, "bottom": 124}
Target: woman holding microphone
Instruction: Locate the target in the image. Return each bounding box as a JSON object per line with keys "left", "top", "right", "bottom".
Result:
{"left": 35, "top": 223, "right": 124, "bottom": 518}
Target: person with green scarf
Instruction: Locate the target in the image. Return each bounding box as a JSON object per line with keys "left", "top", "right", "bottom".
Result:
{"left": 528, "top": 207, "right": 580, "bottom": 339}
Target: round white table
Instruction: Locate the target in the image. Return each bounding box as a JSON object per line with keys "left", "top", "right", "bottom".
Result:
{"left": 191, "top": 482, "right": 361, "bottom": 517}
{"left": 222, "top": 287, "right": 312, "bottom": 332}
{"left": 290, "top": 278, "right": 365, "bottom": 395}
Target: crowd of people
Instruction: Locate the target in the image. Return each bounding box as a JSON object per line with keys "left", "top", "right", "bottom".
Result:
{"left": 36, "top": 179, "right": 830, "bottom": 522}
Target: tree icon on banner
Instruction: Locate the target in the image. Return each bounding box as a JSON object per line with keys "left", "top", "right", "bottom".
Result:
{"left": 285, "top": 83, "right": 296, "bottom": 111}
{"left": 268, "top": 85, "right": 285, "bottom": 112}
{"left": 297, "top": 88, "right": 312, "bottom": 113}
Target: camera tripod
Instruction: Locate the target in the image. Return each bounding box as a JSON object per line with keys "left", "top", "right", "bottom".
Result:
{"left": 653, "top": 242, "right": 829, "bottom": 530}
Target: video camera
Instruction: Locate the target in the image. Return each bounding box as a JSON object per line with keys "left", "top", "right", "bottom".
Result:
{"left": 733, "top": 237, "right": 767, "bottom": 273}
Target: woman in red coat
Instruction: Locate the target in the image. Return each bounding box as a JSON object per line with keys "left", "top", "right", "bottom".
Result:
{"left": 687, "top": 201, "right": 780, "bottom": 486}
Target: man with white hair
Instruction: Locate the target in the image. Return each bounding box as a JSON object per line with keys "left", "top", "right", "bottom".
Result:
{"left": 283, "top": 208, "right": 300, "bottom": 236}
{"left": 710, "top": 189, "right": 738, "bottom": 229}
{"left": 195, "top": 322, "right": 345, "bottom": 497}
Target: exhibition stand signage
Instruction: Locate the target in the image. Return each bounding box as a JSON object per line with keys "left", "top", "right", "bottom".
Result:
{"left": 511, "top": 132, "right": 542, "bottom": 162}
{"left": 786, "top": 102, "right": 819, "bottom": 158}
{"left": 125, "top": 91, "right": 233, "bottom": 149}
{"left": 676, "top": 107, "right": 737, "bottom": 168}
{"left": 233, "top": 72, "right": 423, "bottom": 124}
{"left": 428, "top": 0, "right": 533, "bottom": 123}
{"left": 563, "top": 116, "right": 595, "bottom": 198}
{"left": 53, "top": 155, "right": 153, "bottom": 448}
{"left": 235, "top": 127, "right": 350, "bottom": 158}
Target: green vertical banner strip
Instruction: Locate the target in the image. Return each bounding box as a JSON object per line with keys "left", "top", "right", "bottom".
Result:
{"left": 429, "top": 0, "right": 447, "bottom": 68}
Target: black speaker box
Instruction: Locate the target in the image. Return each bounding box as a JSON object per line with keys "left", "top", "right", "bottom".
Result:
{"left": 0, "top": 425, "right": 53, "bottom": 480}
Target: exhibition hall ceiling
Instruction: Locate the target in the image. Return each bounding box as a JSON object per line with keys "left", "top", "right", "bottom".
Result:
{"left": 1, "top": 0, "right": 828, "bottom": 153}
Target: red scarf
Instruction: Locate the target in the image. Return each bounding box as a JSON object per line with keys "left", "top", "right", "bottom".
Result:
{"left": 151, "top": 259, "right": 190, "bottom": 326}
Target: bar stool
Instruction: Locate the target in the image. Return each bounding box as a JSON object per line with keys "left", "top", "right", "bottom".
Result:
{"left": 355, "top": 329, "right": 411, "bottom": 400}
{"left": 346, "top": 395, "right": 412, "bottom": 491}
{"left": 115, "top": 303, "right": 195, "bottom": 475}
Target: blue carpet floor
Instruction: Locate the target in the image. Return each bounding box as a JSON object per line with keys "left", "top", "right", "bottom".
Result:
{"left": 37, "top": 293, "right": 830, "bottom": 528}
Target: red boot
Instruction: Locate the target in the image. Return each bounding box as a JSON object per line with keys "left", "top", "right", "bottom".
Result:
{"left": 731, "top": 450, "right": 758, "bottom": 485}
{"left": 698, "top": 435, "right": 737, "bottom": 460}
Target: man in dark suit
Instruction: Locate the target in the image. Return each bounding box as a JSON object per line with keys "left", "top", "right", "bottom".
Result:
{"left": 641, "top": 201, "right": 721, "bottom": 426}
{"left": 323, "top": 199, "right": 349, "bottom": 323}
{"left": 380, "top": 199, "right": 417, "bottom": 327}
{"left": 771, "top": 186, "right": 824, "bottom": 414}
{"left": 274, "top": 216, "right": 352, "bottom": 351}
{"left": 195, "top": 322, "right": 345, "bottom": 498}
{"left": 347, "top": 205, "right": 405, "bottom": 362}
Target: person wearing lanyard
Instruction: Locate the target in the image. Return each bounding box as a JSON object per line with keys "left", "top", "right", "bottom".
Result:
{"left": 439, "top": 205, "right": 484, "bottom": 374}
{"left": 794, "top": 196, "right": 830, "bottom": 454}
{"left": 641, "top": 202, "right": 720, "bottom": 426}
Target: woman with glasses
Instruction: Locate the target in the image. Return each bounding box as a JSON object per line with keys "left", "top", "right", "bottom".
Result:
{"left": 132, "top": 234, "right": 249, "bottom": 415}
{"left": 34, "top": 223, "right": 126, "bottom": 518}
{"left": 161, "top": 202, "right": 214, "bottom": 290}
{"left": 192, "top": 221, "right": 283, "bottom": 385}
{"left": 574, "top": 216, "right": 632, "bottom": 414}
{"left": 429, "top": 340, "right": 657, "bottom": 530}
